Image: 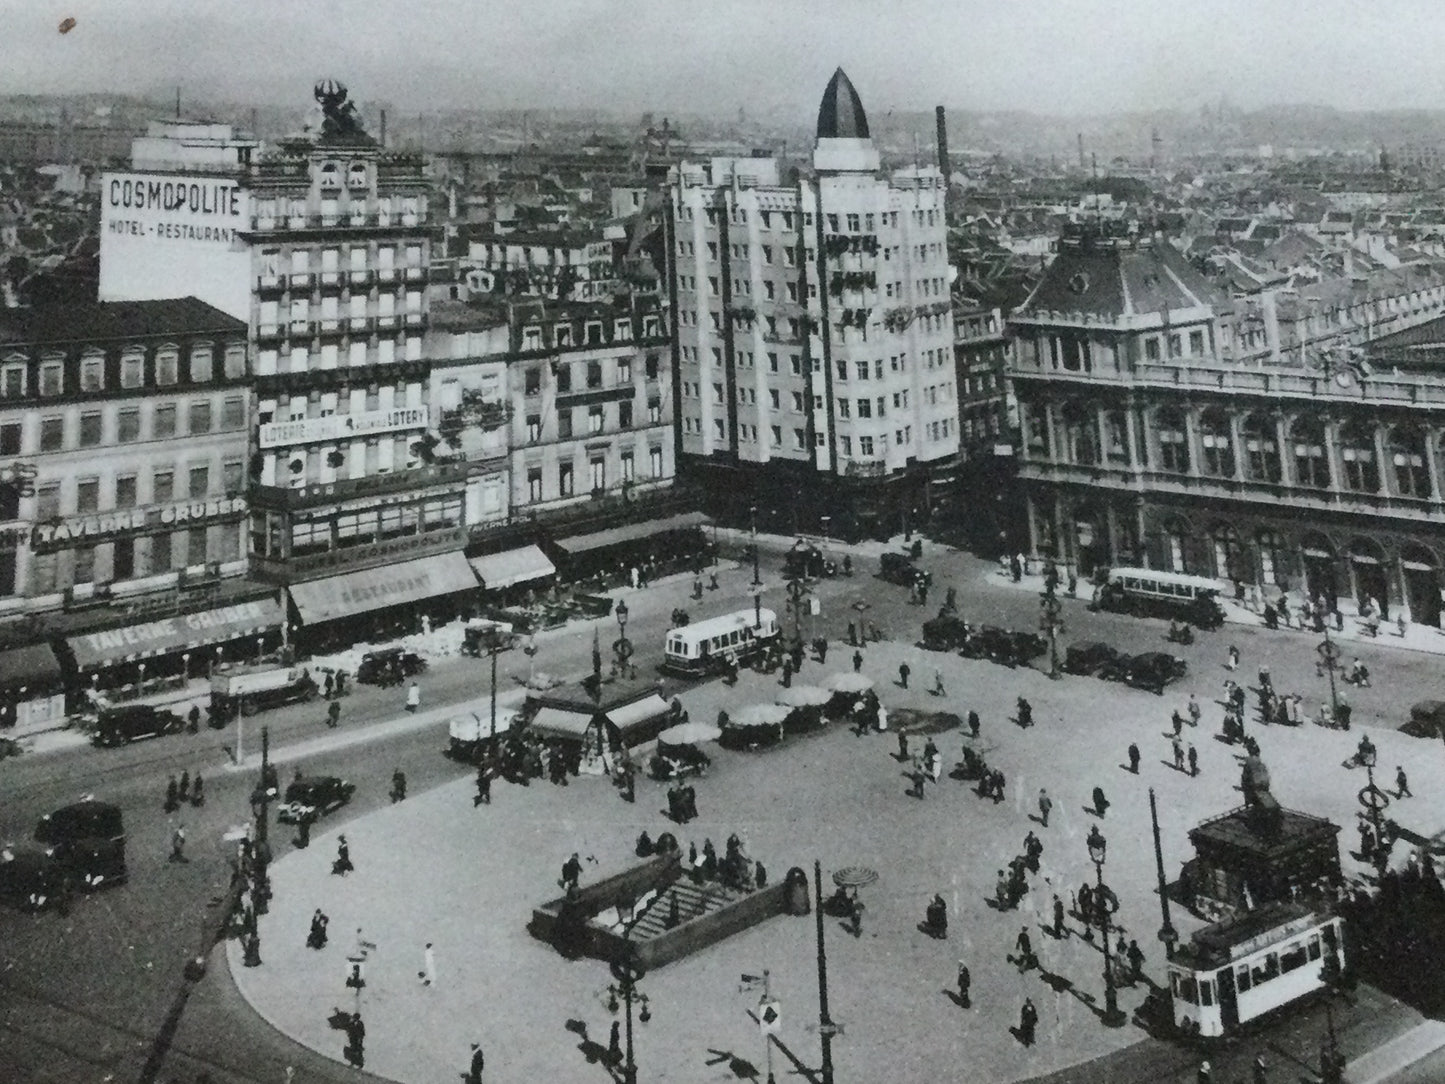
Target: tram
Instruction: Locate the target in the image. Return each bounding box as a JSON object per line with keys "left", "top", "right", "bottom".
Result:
{"left": 662, "top": 608, "right": 779, "bottom": 676}
{"left": 1167, "top": 903, "right": 1344, "bottom": 1038}
{"left": 1095, "top": 567, "right": 1227, "bottom": 629}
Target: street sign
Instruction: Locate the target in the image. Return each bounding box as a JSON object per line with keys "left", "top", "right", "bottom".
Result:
{"left": 758, "top": 998, "right": 780, "bottom": 1034}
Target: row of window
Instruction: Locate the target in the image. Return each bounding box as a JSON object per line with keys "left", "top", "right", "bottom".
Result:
{"left": 285, "top": 497, "right": 461, "bottom": 557}
{"left": 33, "top": 460, "right": 239, "bottom": 519}
{"left": 259, "top": 293, "right": 422, "bottom": 322}
{"left": 1, "top": 344, "right": 246, "bottom": 400}
{"left": 254, "top": 337, "right": 422, "bottom": 374}
{"left": 521, "top": 355, "right": 660, "bottom": 395}
{"left": 522, "top": 448, "right": 663, "bottom": 501}
{"left": 681, "top": 206, "right": 810, "bottom": 229}
{"left": 260, "top": 244, "right": 424, "bottom": 277}
{"left": 0, "top": 396, "right": 246, "bottom": 456}
{"left": 20, "top": 524, "right": 243, "bottom": 595}
{"left": 518, "top": 315, "right": 664, "bottom": 351}
{"left": 523, "top": 399, "right": 662, "bottom": 441}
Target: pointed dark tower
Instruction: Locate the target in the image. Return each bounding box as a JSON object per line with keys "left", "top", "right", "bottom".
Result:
{"left": 817, "top": 68, "right": 870, "bottom": 140}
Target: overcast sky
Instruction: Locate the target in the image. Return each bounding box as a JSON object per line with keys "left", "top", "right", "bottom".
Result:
{"left": 8, "top": 0, "right": 1445, "bottom": 117}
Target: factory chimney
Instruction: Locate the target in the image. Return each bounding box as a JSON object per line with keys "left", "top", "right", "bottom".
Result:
{"left": 935, "top": 106, "right": 951, "bottom": 221}
{"left": 1078, "top": 132, "right": 1086, "bottom": 170}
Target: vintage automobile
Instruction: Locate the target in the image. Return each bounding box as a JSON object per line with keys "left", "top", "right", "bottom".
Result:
{"left": 1062, "top": 641, "right": 1123, "bottom": 677}
{"left": 0, "top": 844, "right": 69, "bottom": 911}
{"left": 920, "top": 613, "right": 971, "bottom": 651}
{"left": 276, "top": 776, "right": 357, "bottom": 824}
{"left": 356, "top": 648, "right": 428, "bottom": 686}
{"left": 959, "top": 626, "right": 1047, "bottom": 668}
{"left": 209, "top": 665, "right": 319, "bottom": 721}
{"left": 34, "top": 798, "right": 126, "bottom": 889}
{"left": 1403, "top": 700, "right": 1445, "bottom": 739}
{"left": 879, "top": 552, "right": 926, "bottom": 586}
{"left": 648, "top": 739, "right": 712, "bottom": 780}
{"left": 784, "top": 544, "right": 838, "bottom": 580}
{"left": 460, "top": 619, "right": 518, "bottom": 657}
{"left": 91, "top": 704, "right": 185, "bottom": 747}
{"left": 1121, "top": 651, "right": 1188, "bottom": 695}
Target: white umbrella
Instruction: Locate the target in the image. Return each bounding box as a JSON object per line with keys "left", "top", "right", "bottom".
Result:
{"left": 776, "top": 685, "right": 831, "bottom": 708}
{"left": 825, "top": 672, "right": 874, "bottom": 694}
{"left": 657, "top": 722, "right": 723, "bottom": 745}
{"left": 729, "top": 703, "right": 792, "bottom": 729}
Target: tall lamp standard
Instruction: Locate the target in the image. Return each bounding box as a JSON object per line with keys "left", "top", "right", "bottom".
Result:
{"left": 606, "top": 952, "right": 647, "bottom": 1084}
{"left": 1318, "top": 623, "right": 1342, "bottom": 722}
{"left": 1357, "top": 738, "right": 1388, "bottom": 844}
{"left": 479, "top": 626, "right": 513, "bottom": 747}
{"left": 615, "top": 599, "right": 633, "bottom": 679}
{"left": 1087, "top": 825, "right": 1128, "bottom": 1027}
{"left": 1039, "top": 580, "right": 1064, "bottom": 680}
{"left": 750, "top": 504, "right": 763, "bottom": 630}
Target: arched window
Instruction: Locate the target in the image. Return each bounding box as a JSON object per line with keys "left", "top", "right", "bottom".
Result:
{"left": 1390, "top": 424, "right": 1431, "bottom": 498}
{"left": 1212, "top": 524, "right": 1244, "bottom": 582}
{"left": 1291, "top": 417, "right": 1330, "bottom": 489}
{"left": 1157, "top": 408, "right": 1189, "bottom": 473}
{"left": 1339, "top": 421, "right": 1379, "bottom": 493}
{"left": 1199, "top": 408, "right": 1234, "bottom": 477}
{"left": 1163, "top": 518, "right": 1191, "bottom": 573}
{"left": 1242, "top": 413, "right": 1281, "bottom": 483}
{"left": 1061, "top": 401, "right": 1099, "bottom": 466}
{"left": 1256, "top": 529, "right": 1285, "bottom": 587}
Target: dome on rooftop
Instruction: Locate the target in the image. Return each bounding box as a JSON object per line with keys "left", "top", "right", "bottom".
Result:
{"left": 817, "top": 68, "right": 869, "bottom": 140}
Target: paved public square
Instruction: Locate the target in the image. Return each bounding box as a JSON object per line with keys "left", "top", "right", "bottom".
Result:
{"left": 228, "top": 609, "right": 1445, "bottom": 1084}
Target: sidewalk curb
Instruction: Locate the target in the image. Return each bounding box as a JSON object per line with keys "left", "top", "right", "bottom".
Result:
{"left": 1346, "top": 1019, "right": 1445, "bottom": 1084}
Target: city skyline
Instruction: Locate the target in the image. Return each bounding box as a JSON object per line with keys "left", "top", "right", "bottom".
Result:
{"left": 7, "top": 0, "right": 1445, "bottom": 119}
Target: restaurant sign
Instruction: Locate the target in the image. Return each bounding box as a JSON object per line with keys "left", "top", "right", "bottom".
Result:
{"left": 258, "top": 407, "right": 428, "bottom": 449}
{"left": 32, "top": 496, "right": 247, "bottom": 550}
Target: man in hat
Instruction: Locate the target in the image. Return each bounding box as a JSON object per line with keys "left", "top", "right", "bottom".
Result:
{"left": 466, "top": 1042, "right": 485, "bottom": 1084}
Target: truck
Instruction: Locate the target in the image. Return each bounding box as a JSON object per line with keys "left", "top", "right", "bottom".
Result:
{"left": 209, "top": 664, "right": 319, "bottom": 721}
{"left": 447, "top": 709, "right": 520, "bottom": 762}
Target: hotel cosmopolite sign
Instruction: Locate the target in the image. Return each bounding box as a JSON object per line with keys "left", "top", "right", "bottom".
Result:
{"left": 258, "top": 406, "right": 429, "bottom": 449}
{"left": 103, "top": 173, "right": 246, "bottom": 244}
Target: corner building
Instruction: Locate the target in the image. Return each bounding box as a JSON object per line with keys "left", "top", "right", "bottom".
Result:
{"left": 1010, "top": 225, "right": 1445, "bottom": 626}
{"left": 669, "top": 69, "right": 960, "bottom": 539}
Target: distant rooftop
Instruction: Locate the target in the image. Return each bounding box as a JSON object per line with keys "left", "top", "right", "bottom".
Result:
{"left": 816, "top": 68, "right": 870, "bottom": 141}
{"left": 0, "top": 296, "right": 244, "bottom": 346}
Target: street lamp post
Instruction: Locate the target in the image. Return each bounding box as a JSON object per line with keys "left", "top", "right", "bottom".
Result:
{"left": 1357, "top": 739, "right": 1388, "bottom": 844}
{"left": 615, "top": 599, "right": 633, "bottom": 679}
{"left": 1148, "top": 788, "right": 1179, "bottom": 961}
{"left": 750, "top": 505, "right": 762, "bottom": 587}
{"left": 1318, "top": 624, "right": 1342, "bottom": 721}
{"left": 607, "top": 954, "right": 646, "bottom": 1084}
{"left": 1039, "top": 581, "right": 1064, "bottom": 680}
{"left": 786, "top": 576, "right": 810, "bottom": 655}
{"left": 1087, "top": 825, "right": 1127, "bottom": 1028}
{"left": 479, "top": 627, "right": 513, "bottom": 747}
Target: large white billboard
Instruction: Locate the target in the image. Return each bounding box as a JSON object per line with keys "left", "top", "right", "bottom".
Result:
{"left": 98, "top": 171, "right": 253, "bottom": 321}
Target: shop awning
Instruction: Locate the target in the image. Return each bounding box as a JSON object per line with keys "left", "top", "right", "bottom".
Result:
{"left": 605, "top": 694, "right": 673, "bottom": 735}
{"left": 553, "top": 512, "right": 712, "bottom": 557}
{"left": 66, "top": 598, "right": 285, "bottom": 670}
{"left": 529, "top": 706, "right": 595, "bottom": 740}
{"left": 0, "top": 643, "right": 62, "bottom": 692}
{"left": 469, "top": 545, "right": 556, "bottom": 590}
{"left": 289, "top": 552, "right": 478, "bottom": 625}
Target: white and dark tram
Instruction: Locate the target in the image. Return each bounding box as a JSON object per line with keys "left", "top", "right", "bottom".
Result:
{"left": 662, "top": 608, "right": 780, "bottom": 676}
{"left": 1168, "top": 902, "right": 1344, "bottom": 1038}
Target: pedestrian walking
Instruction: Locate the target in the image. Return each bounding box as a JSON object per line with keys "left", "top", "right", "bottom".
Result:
{"left": 852, "top": 649, "right": 863, "bottom": 673}
{"left": 191, "top": 772, "right": 204, "bottom": 806}
{"left": 419, "top": 942, "right": 435, "bottom": 986}
{"left": 1197, "top": 1059, "right": 1212, "bottom": 1084}
{"left": 956, "top": 961, "right": 971, "bottom": 1007}
{"left": 1128, "top": 742, "right": 1141, "bottom": 774}
{"left": 1037, "top": 788, "right": 1052, "bottom": 827}
{"left": 1187, "top": 694, "right": 1201, "bottom": 727}
{"left": 405, "top": 680, "right": 420, "bottom": 713}
{"left": 323, "top": 671, "right": 334, "bottom": 699}
{"left": 169, "top": 824, "right": 187, "bottom": 863}
{"left": 465, "top": 1043, "right": 485, "bottom": 1084}
{"left": 995, "top": 870, "right": 1010, "bottom": 910}
{"left": 1127, "top": 939, "right": 1145, "bottom": 982}
{"left": 561, "top": 852, "right": 583, "bottom": 891}
{"left": 1172, "top": 734, "right": 1185, "bottom": 771}
{"left": 968, "top": 710, "right": 981, "bottom": 739}
{"left": 898, "top": 662, "right": 910, "bottom": 689}
{"left": 1258, "top": 665, "right": 1271, "bottom": 692}
{"left": 910, "top": 758, "right": 927, "bottom": 799}
{"left": 1172, "top": 710, "right": 1184, "bottom": 737}
{"left": 1015, "top": 926, "right": 1036, "bottom": 971}
{"left": 474, "top": 764, "right": 492, "bottom": 806}
{"left": 817, "top": 639, "right": 828, "bottom": 665}
{"left": 165, "top": 774, "right": 179, "bottom": 813}
{"left": 1053, "top": 895, "right": 1067, "bottom": 939}
{"left": 897, "top": 730, "right": 909, "bottom": 761}
{"left": 327, "top": 699, "right": 341, "bottom": 728}
{"left": 932, "top": 669, "right": 945, "bottom": 696}
{"left": 187, "top": 703, "right": 201, "bottom": 733}
{"left": 781, "top": 658, "right": 793, "bottom": 688}
{"left": 1397, "top": 766, "right": 1412, "bottom": 798}
{"left": 391, "top": 768, "right": 407, "bottom": 803}
{"left": 1227, "top": 644, "right": 1239, "bottom": 671}
{"left": 1018, "top": 998, "right": 1038, "bottom": 1045}
{"left": 1092, "top": 785, "right": 1109, "bottom": 817}
{"left": 1188, "top": 744, "right": 1199, "bottom": 777}
{"left": 178, "top": 770, "right": 190, "bottom": 801}
{"left": 332, "top": 835, "right": 353, "bottom": 875}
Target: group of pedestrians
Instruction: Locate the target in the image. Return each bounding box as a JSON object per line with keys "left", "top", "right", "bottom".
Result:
{"left": 163, "top": 770, "right": 205, "bottom": 812}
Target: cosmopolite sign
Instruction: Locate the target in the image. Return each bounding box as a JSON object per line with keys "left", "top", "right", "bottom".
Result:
{"left": 258, "top": 406, "right": 428, "bottom": 449}
{"left": 32, "top": 496, "right": 247, "bottom": 549}
{"left": 102, "top": 172, "right": 246, "bottom": 244}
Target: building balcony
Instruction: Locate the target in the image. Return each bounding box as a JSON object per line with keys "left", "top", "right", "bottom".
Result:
{"left": 250, "top": 461, "right": 469, "bottom": 511}
{"left": 257, "top": 323, "right": 284, "bottom": 342}
{"left": 376, "top": 268, "right": 399, "bottom": 285}
{"left": 404, "top": 311, "right": 425, "bottom": 327}
{"left": 1017, "top": 458, "right": 1445, "bottom": 525}
{"left": 319, "top": 271, "right": 343, "bottom": 290}
{"left": 249, "top": 525, "right": 468, "bottom": 585}
{"left": 375, "top": 314, "right": 399, "bottom": 331}
{"left": 404, "top": 266, "right": 426, "bottom": 282}
{"left": 1011, "top": 359, "right": 1445, "bottom": 410}
{"left": 257, "top": 274, "right": 285, "bottom": 294}
{"left": 348, "top": 269, "right": 373, "bottom": 288}
{"left": 288, "top": 272, "right": 313, "bottom": 289}
{"left": 317, "top": 318, "right": 344, "bottom": 337}
{"left": 251, "top": 356, "right": 428, "bottom": 393}
{"left": 346, "top": 316, "right": 373, "bottom": 334}
{"left": 289, "top": 319, "right": 311, "bottom": 335}
{"left": 348, "top": 212, "right": 368, "bottom": 227}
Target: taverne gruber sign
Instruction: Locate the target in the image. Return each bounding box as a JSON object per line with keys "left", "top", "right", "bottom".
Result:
{"left": 72, "top": 600, "right": 275, "bottom": 660}
{"left": 31, "top": 496, "right": 247, "bottom": 551}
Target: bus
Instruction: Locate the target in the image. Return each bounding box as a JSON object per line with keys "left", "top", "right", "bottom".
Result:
{"left": 1168, "top": 903, "right": 1344, "bottom": 1038}
{"left": 663, "top": 608, "right": 780, "bottom": 676}
{"left": 1095, "top": 567, "right": 1226, "bottom": 629}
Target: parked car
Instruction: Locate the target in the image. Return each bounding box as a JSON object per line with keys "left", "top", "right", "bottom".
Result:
{"left": 34, "top": 798, "right": 126, "bottom": 889}
{"left": 879, "top": 552, "right": 921, "bottom": 586}
{"left": 0, "top": 844, "right": 69, "bottom": 911}
{"left": 1403, "top": 700, "right": 1445, "bottom": 739}
{"left": 91, "top": 705, "right": 184, "bottom": 748}
{"left": 276, "top": 776, "right": 356, "bottom": 824}
{"left": 1063, "top": 641, "right": 1122, "bottom": 677}
{"left": 357, "top": 648, "right": 428, "bottom": 687}
{"left": 784, "top": 544, "right": 838, "bottom": 580}
{"left": 209, "top": 665, "right": 319, "bottom": 721}
{"left": 1122, "top": 652, "right": 1188, "bottom": 695}
{"left": 960, "top": 626, "right": 1046, "bottom": 668}
{"left": 920, "top": 614, "right": 971, "bottom": 651}
{"left": 461, "top": 620, "right": 517, "bottom": 658}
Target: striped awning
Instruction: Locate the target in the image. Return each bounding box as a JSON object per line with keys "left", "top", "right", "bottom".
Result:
{"left": 66, "top": 598, "right": 284, "bottom": 669}
{"left": 604, "top": 694, "right": 672, "bottom": 734}
{"left": 553, "top": 512, "right": 712, "bottom": 556}
{"left": 529, "top": 706, "right": 594, "bottom": 740}
{"left": 289, "top": 553, "right": 478, "bottom": 625}
{"left": 469, "top": 545, "right": 556, "bottom": 590}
